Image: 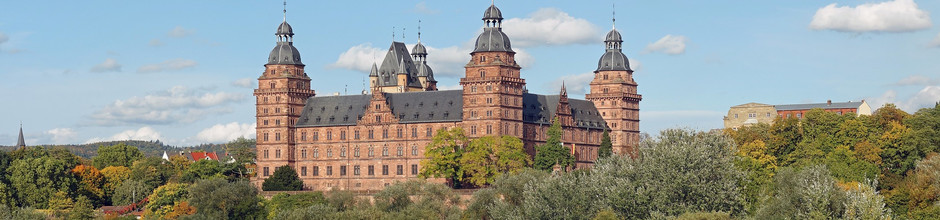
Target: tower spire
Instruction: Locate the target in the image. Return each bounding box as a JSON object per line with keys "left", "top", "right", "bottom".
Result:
{"left": 417, "top": 20, "right": 422, "bottom": 42}
{"left": 612, "top": 3, "right": 616, "bottom": 29}
{"left": 16, "top": 123, "right": 25, "bottom": 147}
{"left": 283, "top": 0, "right": 287, "bottom": 21}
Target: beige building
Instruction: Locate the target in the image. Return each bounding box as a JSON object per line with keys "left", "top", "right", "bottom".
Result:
{"left": 724, "top": 100, "right": 872, "bottom": 129}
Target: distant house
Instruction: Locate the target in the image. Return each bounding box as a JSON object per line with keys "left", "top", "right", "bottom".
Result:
{"left": 724, "top": 100, "right": 872, "bottom": 130}
{"left": 187, "top": 151, "right": 220, "bottom": 161}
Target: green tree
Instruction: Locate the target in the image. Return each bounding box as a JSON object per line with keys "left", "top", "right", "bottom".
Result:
{"left": 226, "top": 137, "right": 257, "bottom": 165}
{"left": 824, "top": 145, "right": 879, "bottom": 183}
{"left": 419, "top": 127, "right": 469, "bottom": 187}
{"left": 181, "top": 159, "right": 223, "bottom": 182}
{"left": 842, "top": 182, "right": 892, "bottom": 220}
{"left": 262, "top": 165, "right": 303, "bottom": 191}
{"left": 187, "top": 179, "right": 264, "bottom": 220}
{"left": 265, "top": 192, "right": 328, "bottom": 219}
{"left": 767, "top": 116, "right": 801, "bottom": 166}
{"left": 598, "top": 130, "right": 612, "bottom": 158}
{"left": 112, "top": 179, "right": 152, "bottom": 206}
{"left": 100, "top": 166, "right": 131, "bottom": 203}
{"left": 6, "top": 154, "right": 78, "bottom": 208}
{"left": 129, "top": 156, "right": 174, "bottom": 189}
{"left": 0, "top": 205, "right": 46, "bottom": 220}
{"left": 880, "top": 121, "right": 917, "bottom": 177}
{"left": 144, "top": 183, "right": 191, "bottom": 219}
{"left": 534, "top": 117, "right": 574, "bottom": 171}
{"left": 92, "top": 143, "right": 144, "bottom": 169}
{"left": 69, "top": 195, "right": 95, "bottom": 220}
{"left": 0, "top": 183, "right": 12, "bottom": 208}
{"left": 373, "top": 180, "right": 462, "bottom": 219}
{"left": 459, "top": 135, "right": 531, "bottom": 187}
{"left": 756, "top": 165, "right": 846, "bottom": 219}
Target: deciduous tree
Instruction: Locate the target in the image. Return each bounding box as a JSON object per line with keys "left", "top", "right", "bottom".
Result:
{"left": 262, "top": 165, "right": 303, "bottom": 191}
{"left": 419, "top": 127, "right": 468, "bottom": 187}
{"left": 92, "top": 143, "right": 144, "bottom": 169}
{"left": 188, "top": 179, "right": 264, "bottom": 220}
{"left": 6, "top": 154, "right": 77, "bottom": 208}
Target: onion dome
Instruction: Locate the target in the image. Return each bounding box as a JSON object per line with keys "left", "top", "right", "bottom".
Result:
{"left": 596, "top": 27, "right": 630, "bottom": 71}
{"left": 605, "top": 29, "right": 622, "bottom": 43}
{"left": 474, "top": 4, "right": 513, "bottom": 52}
{"left": 411, "top": 42, "right": 427, "bottom": 56}
{"left": 276, "top": 21, "right": 293, "bottom": 36}
{"left": 267, "top": 20, "right": 303, "bottom": 65}
{"left": 483, "top": 4, "right": 503, "bottom": 20}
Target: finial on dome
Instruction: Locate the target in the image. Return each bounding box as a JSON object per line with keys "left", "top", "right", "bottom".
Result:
{"left": 417, "top": 20, "right": 422, "bottom": 42}
{"left": 283, "top": 0, "right": 287, "bottom": 21}
{"left": 612, "top": 3, "right": 616, "bottom": 29}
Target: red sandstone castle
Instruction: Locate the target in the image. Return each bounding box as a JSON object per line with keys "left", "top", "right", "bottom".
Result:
{"left": 252, "top": 3, "right": 641, "bottom": 191}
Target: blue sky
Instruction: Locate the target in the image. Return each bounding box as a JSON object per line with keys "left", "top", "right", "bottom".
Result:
{"left": 1, "top": 0, "right": 939, "bottom": 146}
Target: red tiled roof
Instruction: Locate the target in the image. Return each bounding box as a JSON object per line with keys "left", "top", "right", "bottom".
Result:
{"left": 189, "top": 152, "right": 219, "bottom": 161}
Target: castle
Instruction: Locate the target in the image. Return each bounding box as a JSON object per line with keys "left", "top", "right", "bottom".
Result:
{"left": 252, "top": 3, "right": 641, "bottom": 191}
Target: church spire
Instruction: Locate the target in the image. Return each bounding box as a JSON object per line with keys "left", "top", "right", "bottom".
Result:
{"left": 16, "top": 123, "right": 25, "bottom": 147}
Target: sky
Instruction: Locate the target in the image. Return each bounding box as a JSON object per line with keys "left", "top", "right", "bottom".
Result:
{"left": 1, "top": 0, "right": 939, "bottom": 146}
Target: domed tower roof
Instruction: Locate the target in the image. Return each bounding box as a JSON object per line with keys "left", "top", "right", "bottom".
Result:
{"left": 474, "top": 4, "right": 513, "bottom": 52}
{"left": 276, "top": 21, "right": 294, "bottom": 36}
{"left": 411, "top": 42, "right": 427, "bottom": 56}
{"left": 483, "top": 4, "right": 503, "bottom": 20}
{"left": 605, "top": 29, "right": 622, "bottom": 43}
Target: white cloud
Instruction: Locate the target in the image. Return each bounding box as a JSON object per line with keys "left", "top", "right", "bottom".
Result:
{"left": 645, "top": 35, "right": 688, "bottom": 55}
{"left": 437, "top": 84, "right": 462, "bottom": 90}
{"left": 869, "top": 86, "right": 940, "bottom": 112}
{"left": 548, "top": 72, "right": 594, "bottom": 97}
{"left": 413, "top": 2, "right": 438, "bottom": 14}
{"left": 502, "top": 8, "right": 600, "bottom": 47}
{"left": 809, "top": 0, "right": 931, "bottom": 33}
{"left": 149, "top": 39, "right": 164, "bottom": 47}
{"left": 90, "top": 58, "right": 122, "bottom": 73}
{"left": 629, "top": 58, "right": 643, "bottom": 72}
{"left": 196, "top": 122, "right": 256, "bottom": 143}
{"left": 89, "top": 86, "right": 246, "bottom": 126}
{"left": 167, "top": 26, "right": 194, "bottom": 38}
{"left": 893, "top": 75, "right": 940, "bottom": 86}
{"left": 231, "top": 78, "right": 254, "bottom": 88}
{"left": 86, "top": 127, "right": 163, "bottom": 143}
{"left": 46, "top": 128, "right": 76, "bottom": 144}
{"left": 930, "top": 32, "right": 940, "bottom": 47}
{"left": 137, "top": 58, "right": 198, "bottom": 73}
{"left": 329, "top": 43, "right": 385, "bottom": 73}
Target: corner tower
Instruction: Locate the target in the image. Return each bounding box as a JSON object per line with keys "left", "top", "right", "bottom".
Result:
{"left": 586, "top": 21, "right": 642, "bottom": 155}
{"left": 254, "top": 7, "right": 315, "bottom": 180}
{"left": 460, "top": 3, "right": 525, "bottom": 138}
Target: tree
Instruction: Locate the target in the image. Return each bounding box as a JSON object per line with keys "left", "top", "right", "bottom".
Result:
{"left": 458, "top": 135, "right": 531, "bottom": 187}
{"left": 0, "top": 183, "right": 12, "bottom": 208}
{"left": 69, "top": 195, "right": 95, "bottom": 220}
{"left": 824, "top": 145, "right": 878, "bottom": 183}
{"left": 112, "top": 179, "right": 152, "bottom": 206}
{"left": 92, "top": 143, "right": 144, "bottom": 169}
{"left": 144, "top": 183, "right": 191, "bottom": 219}
{"left": 733, "top": 140, "right": 777, "bottom": 214}
{"left": 598, "top": 130, "right": 612, "bottom": 158}
{"left": 6, "top": 154, "right": 77, "bottom": 208}
{"left": 100, "top": 166, "right": 131, "bottom": 203}
{"left": 72, "top": 164, "right": 106, "bottom": 206}
{"left": 373, "top": 180, "right": 462, "bottom": 219}
{"left": 165, "top": 201, "right": 197, "bottom": 220}
{"left": 181, "top": 159, "right": 222, "bottom": 183}
{"left": 534, "top": 117, "right": 574, "bottom": 171}
{"left": 842, "top": 182, "right": 892, "bottom": 220}
{"left": 265, "top": 192, "right": 328, "bottom": 219}
{"left": 419, "top": 127, "right": 469, "bottom": 187}
{"left": 226, "top": 137, "right": 257, "bottom": 165}
{"left": 262, "top": 165, "right": 303, "bottom": 191}
{"left": 756, "top": 165, "right": 846, "bottom": 219}
{"left": 187, "top": 179, "right": 264, "bottom": 220}
{"left": 129, "top": 156, "right": 174, "bottom": 189}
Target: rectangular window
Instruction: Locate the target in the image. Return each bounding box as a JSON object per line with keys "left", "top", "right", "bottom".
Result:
{"left": 313, "top": 166, "right": 319, "bottom": 176}
{"left": 301, "top": 166, "right": 307, "bottom": 176}
{"left": 301, "top": 132, "right": 307, "bottom": 141}
{"left": 275, "top": 149, "right": 281, "bottom": 158}
{"left": 412, "top": 127, "right": 417, "bottom": 138}
{"left": 368, "top": 165, "right": 375, "bottom": 175}
{"left": 340, "top": 166, "right": 346, "bottom": 176}
{"left": 368, "top": 130, "right": 374, "bottom": 139}
{"left": 383, "top": 129, "right": 389, "bottom": 139}
{"left": 354, "top": 130, "right": 360, "bottom": 140}
{"left": 263, "top": 150, "right": 269, "bottom": 159}
{"left": 382, "top": 165, "right": 389, "bottom": 175}
{"left": 354, "top": 165, "right": 360, "bottom": 175}
{"left": 275, "top": 133, "right": 280, "bottom": 141}
{"left": 797, "top": 113, "right": 802, "bottom": 118}
{"left": 397, "top": 128, "right": 403, "bottom": 138}
{"left": 341, "top": 131, "right": 346, "bottom": 140}
{"left": 411, "top": 165, "right": 418, "bottom": 175}
{"left": 327, "top": 131, "right": 332, "bottom": 140}
{"left": 471, "top": 126, "right": 477, "bottom": 135}
{"left": 326, "top": 166, "right": 333, "bottom": 176}
{"left": 313, "top": 132, "right": 318, "bottom": 141}
{"left": 397, "top": 165, "right": 403, "bottom": 175}
{"left": 487, "top": 125, "right": 492, "bottom": 134}
{"left": 426, "top": 127, "right": 432, "bottom": 137}
{"left": 263, "top": 167, "right": 270, "bottom": 176}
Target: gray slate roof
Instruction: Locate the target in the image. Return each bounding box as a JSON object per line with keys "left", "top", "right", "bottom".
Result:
{"left": 474, "top": 28, "right": 514, "bottom": 52}
{"left": 377, "top": 42, "right": 422, "bottom": 88}
{"left": 775, "top": 101, "right": 863, "bottom": 111}
{"left": 596, "top": 50, "right": 630, "bottom": 71}
{"left": 522, "top": 93, "right": 608, "bottom": 129}
{"left": 605, "top": 29, "right": 622, "bottom": 42}
{"left": 295, "top": 91, "right": 608, "bottom": 130}
{"left": 16, "top": 126, "right": 25, "bottom": 147}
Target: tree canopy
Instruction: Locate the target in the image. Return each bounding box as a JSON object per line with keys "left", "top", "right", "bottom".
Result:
{"left": 262, "top": 165, "right": 303, "bottom": 191}
{"left": 534, "top": 117, "right": 574, "bottom": 171}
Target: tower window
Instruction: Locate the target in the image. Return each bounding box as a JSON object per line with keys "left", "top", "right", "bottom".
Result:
{"left": 397, "top": 146, "right": 403, "bottom": 156}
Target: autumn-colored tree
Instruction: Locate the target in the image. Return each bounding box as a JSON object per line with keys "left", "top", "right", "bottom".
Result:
{"left": 459, "top": 136, "right": 531, "bottom": 187}
{"left": 72, "top": 164, "right": 106, "bottom": 206}
{"left": 164, "top": 201, "right": 197, "bottom": 220}
{"left": 100, "top": 166, "right": 131, "bottom": 202}
{"left": 880, "top": 121, "right": 915, "bottom": 176}
{"left": 767, "top": 117, "right": 801, "bottom": 166}
{"left": 144, "top": 183, "right": 190, "bottom": 219}
{"left": 420, "top": 127, "right": 469, "bottom": 187}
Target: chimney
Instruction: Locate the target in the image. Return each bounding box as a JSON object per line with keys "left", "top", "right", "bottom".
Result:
{"left": 827, "top": 100, "right": 832, "bottom": 106}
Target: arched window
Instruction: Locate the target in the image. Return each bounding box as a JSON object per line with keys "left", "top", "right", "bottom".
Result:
{"left": 354, "top": 146, "right": 360, "bottom": 157}
{"left": 340, "top": 146, "right": 346, "bottom": 157}
{"left": 313, "top": 148, "right": 319, "bottom": 158}
{"left": 382, "top": 146, "right": 389, "bottom": 156}
{"left": 412, "top": 145, "right": 418, "bottom": 156}
{"left": 327, "top": 148, "right": 333, "bottom": 157}
{"left": 397, "top": 146, "right": 403, "bottom": 156}
{"left": 369, "top": 146, "right": 375, "bottom": 157}
{"left": 301, "top": 149, "right": 307, "bottom": 158}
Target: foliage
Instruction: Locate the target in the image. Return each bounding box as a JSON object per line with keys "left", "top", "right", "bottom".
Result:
{"left": 144, "top": 183, "right": 190, "bottom": 219}
{"left": 459, "top": 135, "right": 531, "bottom": 187}
{"left": 72, "top": 164, "right": 107, "bottom": 206}
{"left": 187, "top": 179, "right": 264, "bottom": 220}
{"left": 226, "top": 137, "right": 257, "bottom": 165}
{"left": 372, "top": 180, "right": 462, "bottom": 219}
{"left": 112, "top": 179, "right": 152, "bottom": 206}
{"left": 824, "top": 145, "right": 879, "bottom": 183}
{"left": 100, "top": 166, "right": 131, "bottom": 202}
{"left": 598, "top": 130, "right": 613, "bottom": 158}
{"left": 92, "top": 143, "right": 144, "bottom": 169}
{"left": 0, "top": 183, "right": 12, "bottom": 208}
{"left": 534, "top": 117, "right": 574, "bottom": 171}
{"left": 420, "top": 127, "right": 469, "bottom": 187}
{"left": 842, "top": 182, "right": 892, "bottom": 220}
{"left": 262, "top": 165, "right": 303, "bottom": 191}
{"left": 165, "top": 201, "right": 197, "bottom": 220}
{"left": 181, "top": 159, "right": 222, "bottom": 182}
{"left": 69, "top": 195, "right": 95, "bottom": 220}
{"left": 666, "top": 211, "right": 732, "bottom": 220}
{"left": 5, "top": 152, "right": 77, "bottom": 208}
{"left": 756, "top": 165, "right": 846, "bottom": 219}
{"left": 129, "top": 156, "right": 174, "bottom": 190}
{"left": 0, "top": 205, "right": 46, "bottom": 220}
{"left": 732, "top": 139, "right": 776, "bottom": 214}
{"left": 265, "top": 192, "right": 328, "bottom": 219}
